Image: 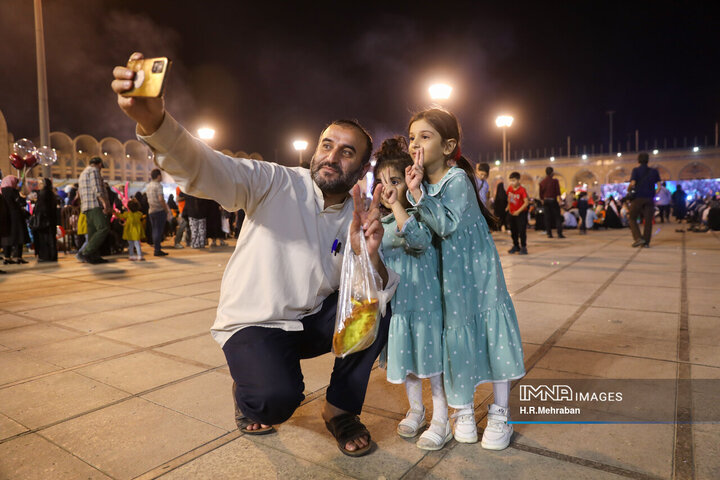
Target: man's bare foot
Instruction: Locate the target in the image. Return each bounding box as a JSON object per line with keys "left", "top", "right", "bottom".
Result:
{"left": 322, "top": 401, "right": 369, "bottom": 452}
{"left": 244, "top": 422, "right": 272, "bottom": 431}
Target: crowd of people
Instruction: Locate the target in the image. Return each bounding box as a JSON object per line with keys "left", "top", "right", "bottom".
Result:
{"left": 0, "top": 158, "right": 242, "bottom": 269}
{"left": 474, "top": 154, "right": 720, "bottom": 254}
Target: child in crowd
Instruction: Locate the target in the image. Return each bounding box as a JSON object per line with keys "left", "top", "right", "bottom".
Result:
{"left": 405, "top": 107, "right": 525, "bottom": 450}
{"left": 116, "top": 198, "right": 145, "bottom": 261}
{"left": 506, "top": 171, "right": 529, "bottom": 255}
{"left": 375, "top": 137, "right": 449, "bottom": 451}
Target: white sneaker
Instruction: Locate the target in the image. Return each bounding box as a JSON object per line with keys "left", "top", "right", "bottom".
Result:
{"left": 174, "top": 244, "right": 184, "bottom": 249}
{"left": 451, "top": 409, "right": 477, "bottom": 443}
{"left": 481, "top": 404, "right": 513, "bottom": 450}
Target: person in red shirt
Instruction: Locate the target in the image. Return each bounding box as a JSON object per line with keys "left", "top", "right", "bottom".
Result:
{"left": 506, "top": 171, "right": 530, "bottom": 254}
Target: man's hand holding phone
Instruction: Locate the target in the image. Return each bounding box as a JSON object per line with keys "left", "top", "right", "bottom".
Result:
{"left": 111, "top": 52, "right": 167, "bottom": 136}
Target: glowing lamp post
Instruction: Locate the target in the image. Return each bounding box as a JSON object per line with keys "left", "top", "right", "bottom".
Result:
{"left": 495, "top": 115, "right": 514, "bottom": 171}
{"left": 293, "top": 140, "right": 308, "bottom": 166}
{"left": 197, "top": 127, "right": 215, "bottom": 141}
{"left": 429, "top": 83, "right": 452, "bottom": 101}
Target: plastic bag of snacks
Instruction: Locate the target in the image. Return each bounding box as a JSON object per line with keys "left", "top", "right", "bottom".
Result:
{"left": 332, "top": 229, "right": 380, "bottom": 358}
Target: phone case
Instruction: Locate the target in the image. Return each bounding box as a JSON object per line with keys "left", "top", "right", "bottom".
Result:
{"left": 123, "top": 57, "right": 171, "bottom": 98}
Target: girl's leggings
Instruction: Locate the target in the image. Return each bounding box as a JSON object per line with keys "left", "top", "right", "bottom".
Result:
{"left": 127, "top": 240, "right": 142, "bottom": 258}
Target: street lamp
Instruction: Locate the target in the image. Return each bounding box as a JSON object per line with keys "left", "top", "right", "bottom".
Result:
{"left": 197, "top": 127, "right": 215, "bottom": 141}
{"left": 293, "top": 140, "right": 308, "bottom": 166}
{"left": 429, "top": 83, "right": 452, "bottom": 100}
{"left": 495, "top": 115, "right": 514, "bottom": 172}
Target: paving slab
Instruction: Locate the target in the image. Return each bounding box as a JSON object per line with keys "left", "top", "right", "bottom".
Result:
{"left": 0, "top": 371, "right": 128, "bottom": 429}
{"left": 0, "top": 350, "right": 61, "bottom": 385}
{"left": 0, "top": 286, "right": 137, "bottom": 313}
{"left": 512, "top": 300, "right": 579, "bottom": 345}
{"left": 159, "top": 435, "right": 355, "bottom": 480}
{"left": 513, "top": 420, "right": 674, "bottom": 478}
{"left": 248, "top": 399, "right": 427, "bottom": 480}
{"left": 534, "top": 347, "right": 677, "bottom": 379}
{"left": 0, "top": 412, "right": 28, "bottom": 441}
{"left": 0, "top": 433, "right": 112, "bottom": 480}
{"left": 142, "top": 370, "right": 236, "bottom": 432}
{"left": 513, "top": 279, "right": 603, "bottom": 307}
{"left": 0, "top": 323, "right": 80, "bottom": 349}
{"left": 154, "top": 280, "right": 221, "bottom": 297}
{"left": 16, "top": 291, "right": 179, "bottom": 322}
{"left": 55, "top": 296, "right": 217, "bottom": 334}
{"left": 424, "top": 442, "right": 628, "bottom": 480}
{"left": 593, "top": 284, "right": 680, "bottom": 314}
{"left": 0, "top": 312, "right": 38, "bottom": 330}
{"left": 97, "top": 309, "right": 215, "bottom": 348}
{"left": 21, "top": 335, "right": 136, "bottom": 368}
{"left": 153, "top": 334, "right": 227, "bottom": 368}
{"left": 42, "top": 397, "right": 227, "bottom": 480}
{"left": 687, "top": 288, "right": 720, "bottom": 317}
{"left": 76, "top": 351, "right": 208, "bottom": 394}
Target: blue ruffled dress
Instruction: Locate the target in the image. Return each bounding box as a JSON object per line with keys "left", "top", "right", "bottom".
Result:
{"left": 381, "top": 210, "right": 444, "bottom": 384}
{"left": 409, "top": 167, "right": 525, "bottom": 407}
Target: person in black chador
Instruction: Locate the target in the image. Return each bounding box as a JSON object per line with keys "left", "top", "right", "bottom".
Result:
{"left": 31, "top": 178, "right": 59, "bottom": 262}
{"left": 1, "top": 175, "right": 30, "bottom": 265}
{"left": 493, "top": 181, "right": 508, "bottom": 232}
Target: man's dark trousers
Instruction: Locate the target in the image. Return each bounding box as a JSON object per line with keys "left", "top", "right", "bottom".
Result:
{"left": 149, "top": 211, "right": 167, "bottom": 254}
{"left": 223, "top": 291, "right": 391, "bottom": 425}
{"left": 543, "top": 199, "right": 563, "bottom": 237}
{"left": 629, "top": 197, "right": 655, "bottom": 245}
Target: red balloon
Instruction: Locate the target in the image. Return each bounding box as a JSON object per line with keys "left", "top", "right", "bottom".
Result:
{"left": 24, "top": 154, "right": 37, "bottom": 167}
{"left": 10, "top": 153, "right": 24, "bottom": 169}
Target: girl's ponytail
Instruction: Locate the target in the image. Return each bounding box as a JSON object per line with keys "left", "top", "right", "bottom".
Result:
{"left": 455, "top": 156, "right": 500, "bottom": 229}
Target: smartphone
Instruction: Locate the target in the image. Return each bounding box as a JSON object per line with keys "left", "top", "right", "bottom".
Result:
{"left": 122, "top": 57, "right": 171, "bottom": 97}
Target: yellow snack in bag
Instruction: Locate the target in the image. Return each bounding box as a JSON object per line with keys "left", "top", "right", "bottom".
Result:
{"left": 333, "top": 298, "right": 379, "bottom": 355}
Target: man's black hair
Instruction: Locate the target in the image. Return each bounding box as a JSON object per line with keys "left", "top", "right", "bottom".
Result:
{"left": 324, "top": 119, "right": 373, "bottom": 165}
{"left": 477, "top": 162, "right": 490, "bottom": 174}
{"left": 509, "top": 171, "right": 521, "bottom": 179}
{"left": 545, "top": 166, "right": 554, "bottom": 175}
{"left": 151, "top": 168, "right": 162, "bottom": 180}
{"left": 638, "top": 152, "right": 649, "bottom": 164}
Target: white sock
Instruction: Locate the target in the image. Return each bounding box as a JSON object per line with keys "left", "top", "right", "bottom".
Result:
{"left": 405, "top": 374, "right": 424, "bottom": 413}
{"left": 492, "top": 380, "right": 510, "bottom": 409}
{"left": 429, "top": 374, "right": 448, "bottom": 425}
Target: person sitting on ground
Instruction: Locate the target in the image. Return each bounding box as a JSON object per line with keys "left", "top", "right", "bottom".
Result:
{"left": 593, "top": 203, "right": 605, "bottom": 229}
{"left": 562, "top": 209, "right": 578, "bottom": 229}
{"left": 112, "top": 52, "right": 399, "bottom": 457}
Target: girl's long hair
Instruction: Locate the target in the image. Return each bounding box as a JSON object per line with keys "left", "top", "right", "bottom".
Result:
{"left": 408, "top": 108, "right": 499, "bottom": 229}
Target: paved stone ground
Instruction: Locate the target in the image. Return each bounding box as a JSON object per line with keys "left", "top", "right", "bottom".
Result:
{"left": 0, "top": 226, "right": 718, "bottom": 479}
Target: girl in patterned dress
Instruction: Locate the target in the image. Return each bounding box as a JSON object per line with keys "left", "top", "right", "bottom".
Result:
{"left": 405, "top": 107, "right": 525, "bottom": 450}
{"left": 374, "top": 138, "right": 451, "bottom": 450}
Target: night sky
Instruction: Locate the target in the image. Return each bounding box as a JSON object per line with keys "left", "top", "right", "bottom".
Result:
{"left": 1, "top": 0, "right": 718, "bottom": 165}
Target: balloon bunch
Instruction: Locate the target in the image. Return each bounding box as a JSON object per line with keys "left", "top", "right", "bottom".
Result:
{"left": 8, "top": 138, "right": 57, "bottom": 186}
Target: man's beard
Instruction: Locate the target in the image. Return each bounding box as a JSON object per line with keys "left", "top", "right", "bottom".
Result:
{"left": 310, "top": 157, "right": 365, "bottom": 195}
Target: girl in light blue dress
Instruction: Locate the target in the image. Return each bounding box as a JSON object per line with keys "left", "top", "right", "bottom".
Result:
{"left": 405, "top": 108, "right": 525, "bottom": 451}
{"left": 375, "top": 137, "right": 450, "bottom": 451}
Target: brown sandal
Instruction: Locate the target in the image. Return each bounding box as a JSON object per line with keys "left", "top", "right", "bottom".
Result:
{"left": 232, "top": 382, "right": 275, "bottom": 435}
{"left": 325, "top": 413, "right": 373, "bottom": 457}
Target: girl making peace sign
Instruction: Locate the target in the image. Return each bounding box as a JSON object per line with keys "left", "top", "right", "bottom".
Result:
{"left": 405, "top": 108, "right": 525, "bottom": 451}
